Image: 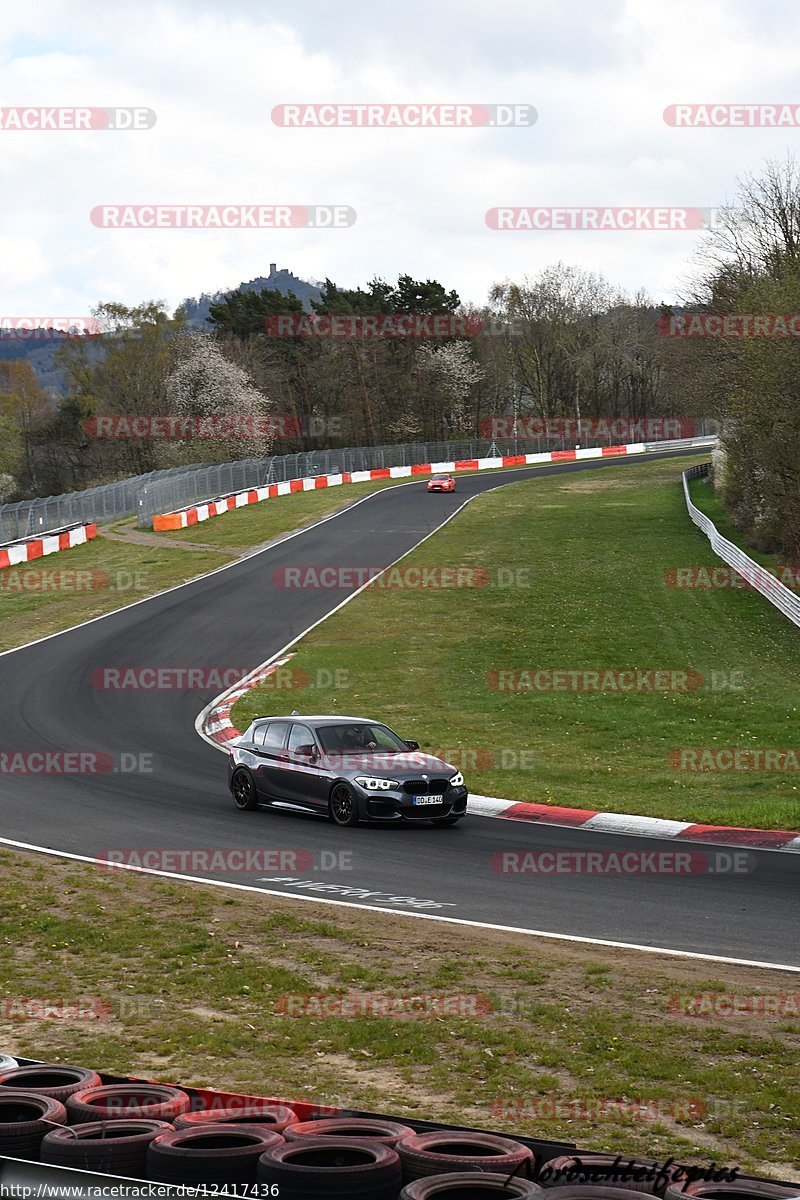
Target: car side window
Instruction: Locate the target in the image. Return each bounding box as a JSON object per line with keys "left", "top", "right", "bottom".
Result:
{"left": 252, "top": 724, "right": 268, "bottom": 746}
{"left": 263, "top": 721, "right": 290, "bottom": 750}
{"left": 287, "top": 724, "right": 315, "bottom": 754}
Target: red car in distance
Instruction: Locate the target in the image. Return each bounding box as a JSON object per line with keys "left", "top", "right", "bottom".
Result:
{"left": 427, "top": 473, "right": 456, "bottom": 493}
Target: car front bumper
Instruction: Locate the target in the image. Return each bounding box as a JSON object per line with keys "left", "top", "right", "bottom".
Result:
{"left": 359, "top": 787, "right": 469, "bottom": 822}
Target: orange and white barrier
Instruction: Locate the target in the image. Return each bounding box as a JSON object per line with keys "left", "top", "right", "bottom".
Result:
{"left": 0, "top": 522, "right": 97, "bottom": 571}
{"left": 152, "top": 443, "right": 644, "bottom": 532}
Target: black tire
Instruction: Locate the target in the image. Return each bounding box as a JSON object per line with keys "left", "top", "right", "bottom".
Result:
{"left": 66, "top": 1083, "right": 191, "bottom": 1125}
{"left": 398, "top": 1131, "right": 534, "bottom": 1183}
{"left": 0, "top": 1091, "right": 68, "bottom": 1160}
{"left": 41, "top": 1118, "right": 172, "bottom": 1176}
{"left": 147, "top": 1124, "right": 284, "bottom": 1184}
{"left": 258, "top": 1135, "right": 401, "bottom": 1198}
{"left": 175, "top": 1102, "right": 298, "bottom": 1135}
{"left": 284, "top": 1116, "right": 416, "bottom": 1148}
{"left": 329, "top": 782, "right": 360, "bottom": 827}
{"left": 664, "top": 1181, "right": 800, "bottom": 1200}
{"left": 432, "top": 817, "right": 462, "bottom": 827}
{"left": 0, "top": 1064, "right": 101, "bottom": 1104}
{"left": 543, "top": 1190, "right": 660, "bottom": 1200}
{"left": 540, "top": 1156, "right": 670, "bottom": 1194}
{"left": 232, "top": 768, "right": 259, "bottom": 811}
{"left": 401, "top": 1173, "right": 543, "bottom": 1197}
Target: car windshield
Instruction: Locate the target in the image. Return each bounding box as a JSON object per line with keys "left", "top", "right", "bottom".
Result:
{"left": 317, "top": 723, "right": 408, "bottom": 754}
{"left": 432, "top": 475, "right": 450, "bottom": 481}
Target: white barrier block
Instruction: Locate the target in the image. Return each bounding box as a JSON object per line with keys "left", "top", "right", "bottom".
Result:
{"left": 575, "top": 447, "right": 603, "bottom": 460}
{"left": 429, "top": 461, "right": 456, "bottom": 472}
{"left": 276, "top": 481, "right": 292, "bottom": 496}
{"left": 41, "top": 536, "right": 60, "bottom": 556}
{"left": 350, "top": 471, "right": 373, "bottom": 483}
{"left": 390, "top": 465, "right": 412, "bottom": 477}
{"left": 477, "top": 457, "right": 504, "bottom": 469}
{"left": 524, "top": 452, "right": 553, "bottom": 465}
{"left": 8, "top": 544, "right": 29, "bottom": 565}
{"left": 327, "top": 474, "right": 344, "bottom": 487}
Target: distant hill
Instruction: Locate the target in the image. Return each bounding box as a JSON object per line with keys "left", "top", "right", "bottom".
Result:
{"left": 2, "top": 265, "right": 325, "bottom": 393}
{"left": 178, "top": 263, "right": 324, "bottom": 327}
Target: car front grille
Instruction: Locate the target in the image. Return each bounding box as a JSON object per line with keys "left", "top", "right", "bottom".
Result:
{"left": 402, "top": 778, "right": 449, "bottom": 795}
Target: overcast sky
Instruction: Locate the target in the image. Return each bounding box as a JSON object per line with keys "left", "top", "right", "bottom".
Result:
{"left": 2, "top": 0, "right": 799, "bottom": 319}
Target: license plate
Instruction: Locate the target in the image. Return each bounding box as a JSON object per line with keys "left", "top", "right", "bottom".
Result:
{"left": 412, "top": 796, "right": 440, "bottom": 806}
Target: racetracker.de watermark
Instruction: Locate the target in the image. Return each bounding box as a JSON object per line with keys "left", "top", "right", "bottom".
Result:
{"left": 97, "top": 849, "right": 354, "bottom": 873}
{"left": 668, "top": 992, "right": 800, "bottom": 1017}
{"left": 91, "top": 205, "right": 355, "bottom": 229}
{"left": 271, "top": 103, "right": 537, "bottom": 127}
{"left": 0, "top": 751, "right": 153, "bottom": 774}
{"left": 486, "top": 669, "right": 705, "bottom": 693}
{"left": 479, "top": 417, "right": 700, "bottom": 440}
{"left": 669, "top": 748, "right": 800, "bottom": 770}
{"left": 271, "top": 565, "right": 533, "bottom": 589}
{"left": 490, "top": 1097, "right": 723, "bottom": 1122}
{"left": 659, "top": 313, "right": 800, "bottom": 337}
{"left": 485, "top": 207, "right": 730, "bottom": 231}
{"left": 84, "top": 414, "right": 301, "bottom": 438}
{"left": 664, "top": 103, "right": 800, "bottom": 127}
{"left": 665, "top": 565, "right": 800, "bottom": 590}
{"left": 90, "top": 666, "right": 351, "bottom": 691}
{"left": 0, "top": 107, "right": 156, "bottom": 130}
{"left": 274, "top": 992, "right": 492, "bottom": 1018}
{"left": 265, "top": 313, "right": 482, "bottom": 338}
{"left": 491, "top": 850, "right": 753, "bottom": 875}
{"left": 0, "top": 569, "right": 149, "bottom": 594}
{"left": 0, "top": 316, "right": 101, "bottom": 339}
{"left": 1, "top": 995, "right": 162, "bottom": 1021}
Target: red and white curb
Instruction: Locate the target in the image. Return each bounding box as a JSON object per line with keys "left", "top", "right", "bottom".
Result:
{"left": 154, "top": 442, "right": 647, "bottom": 531}
{"left": 199, "top": 659, "right": 800, "bottom": 853}
{"left": 0, "top": 522, "right": 97, "bottom": 571}
{"left": 468, "top": 796, "right": 800, "bottom": 851}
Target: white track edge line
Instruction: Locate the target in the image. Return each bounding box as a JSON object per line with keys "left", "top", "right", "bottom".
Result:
{"left": 0, "top": 835, "right": 796, "bottom": 974}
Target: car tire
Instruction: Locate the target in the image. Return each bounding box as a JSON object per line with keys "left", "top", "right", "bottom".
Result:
{"left": 175, "top": 1102, "right": 298, "bottom": 1135}
{"left": 283, "top": 1116, "right": 416, "bottom": 1148}
{"left": 329, "top": 782, "right": 360, "bottom": 827}
{"left": 41, "top": 1118, "right": 172, "bottom": 1176}
{"left": 539, "top": 1156, "right": 667, "bottom": 1193}
{"left": 147, "top": 1125, "right": 284, "bottom": 1184}
{"left": 232, "top": 769, "right": 259, "bottom": 811}
{"left": 663, "top": 1181, "right": 800, "bottom": 1200}
{"left": 66, "top": 1083, "right": 191, "bottom": 1125}
{"left": 0, "top": 1064, "right": 101, "bottom": 1104}
{"left": 397, "top": 1131, "right": 534, "bottom": 1182}
{"left": 401, "top": 1173, "right": 543, "bottom": 1197}
{"left": 257, "top": 1136, "right": 402, "bottom": 1198}
{"left": 0, "top": 1092, "right": 68, "bottom": 1160}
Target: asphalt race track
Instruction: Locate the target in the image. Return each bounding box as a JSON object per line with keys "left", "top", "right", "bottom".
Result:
{"left": 1, "top": 449, "right": 797, "bottom": 968}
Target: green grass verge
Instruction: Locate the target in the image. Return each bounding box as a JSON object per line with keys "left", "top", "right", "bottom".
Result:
{"left": 233, "top": 454, "right": 800, "bottom": 830}
{"left": 0, "top": 849, "right": 796, "bottom": 1178}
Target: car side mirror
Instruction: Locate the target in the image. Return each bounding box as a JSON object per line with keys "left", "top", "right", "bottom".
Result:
{"left": 296, "top": 744, "right": 318, "bottom": 760}
{"left": 405, "top": 740, "right": 420, "bottom": 751}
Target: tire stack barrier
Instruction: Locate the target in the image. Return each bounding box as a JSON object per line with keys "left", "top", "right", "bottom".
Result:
{"left": 0, "top": 1058, "right": 798, "bottom": 1196}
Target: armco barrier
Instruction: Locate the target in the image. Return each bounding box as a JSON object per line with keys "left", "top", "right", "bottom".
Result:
{"left": 0, "top": 522, "right": 97, "bottom": 571}
{"left": 153, "top": 438, "right": 715, "bottom": 532}
{"left": 683, "top": 463, "right": 800, "bottom": 630}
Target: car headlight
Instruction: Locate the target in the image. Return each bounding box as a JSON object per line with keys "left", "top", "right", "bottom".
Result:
{"left": 355, "top": 776, "right": 400, "bottom": 791}
{"left": 449, "top": 771, "right": 465, "bottom": 788}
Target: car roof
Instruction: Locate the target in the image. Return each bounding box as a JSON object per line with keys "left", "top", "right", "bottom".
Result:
{"left": 250, "top": 715, "right": 380, "bottom": 726}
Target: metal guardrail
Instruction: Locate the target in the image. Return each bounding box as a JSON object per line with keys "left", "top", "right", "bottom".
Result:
{"left": 683, "top": 462, "right": 800, "bottom": 629}
{"left": 0, "top": 422, "right": 720, "bottom": 539}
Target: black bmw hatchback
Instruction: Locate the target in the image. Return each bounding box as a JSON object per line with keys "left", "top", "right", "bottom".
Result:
{"left": 228, "top": 715, "right": 468, "bottom": 826}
